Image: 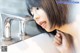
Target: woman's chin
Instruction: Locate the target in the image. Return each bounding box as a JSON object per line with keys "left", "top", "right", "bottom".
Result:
{"left": 45, "top": 29, "right": 52, "bottom": 32}
{"left": 45, "top": 28, "right": 55, "bottom": 32}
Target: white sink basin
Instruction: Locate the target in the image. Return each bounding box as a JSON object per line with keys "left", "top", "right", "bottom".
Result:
{"left": 0, "top": 33, "right": 59, "bottom": 53}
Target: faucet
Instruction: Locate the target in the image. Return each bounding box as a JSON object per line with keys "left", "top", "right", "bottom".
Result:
{"left": 1, "top": 13, "right": 32, "bottom": 42}
{"left": 3, "top": 17, "right": 12, "bottom": 41}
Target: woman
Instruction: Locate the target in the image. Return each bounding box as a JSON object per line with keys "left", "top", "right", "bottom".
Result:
{"left": 26, "top": 0, "right": 76, "bottom": 53}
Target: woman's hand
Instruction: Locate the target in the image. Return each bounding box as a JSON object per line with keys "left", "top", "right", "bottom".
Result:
{"left": 53, "top": 30, "right": 73, "bottom": 53}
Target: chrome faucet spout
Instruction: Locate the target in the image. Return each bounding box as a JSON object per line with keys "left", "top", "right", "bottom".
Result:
{"left": 4, "top": 18, "right": 12, "bottom": 41}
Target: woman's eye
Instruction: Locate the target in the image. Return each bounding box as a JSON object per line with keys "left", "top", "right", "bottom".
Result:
{"left": 36, "top": 7, "right": 39, "bottom": 10}
{"left": 28, "top": 8, "right": 34, "bottom": 17}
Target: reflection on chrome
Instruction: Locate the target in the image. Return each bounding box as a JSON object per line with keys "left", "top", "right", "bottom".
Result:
{"left": 4, "top": 18, "right": 11, "bottom": 41}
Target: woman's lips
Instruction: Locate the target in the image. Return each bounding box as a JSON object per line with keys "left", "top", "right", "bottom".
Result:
{"left": 40, "top": 21, "right": 46, "bottom": 29}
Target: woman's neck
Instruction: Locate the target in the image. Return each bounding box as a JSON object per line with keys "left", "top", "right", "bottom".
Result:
{"left": 55, "top": 23, "right": 77, "bottom": 37}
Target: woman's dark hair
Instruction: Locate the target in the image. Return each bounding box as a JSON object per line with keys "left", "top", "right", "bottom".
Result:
{"left": 26, "top": 0, "right": 69, "bottom": 34}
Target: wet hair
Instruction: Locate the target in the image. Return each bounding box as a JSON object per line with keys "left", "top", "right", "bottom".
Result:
{"left": 26, "top": 0, "right": 69, "bottom": 33}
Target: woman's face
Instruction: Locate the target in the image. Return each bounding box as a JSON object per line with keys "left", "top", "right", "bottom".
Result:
{"left": 30, "top": 7, "right": 55, "bottom": 32}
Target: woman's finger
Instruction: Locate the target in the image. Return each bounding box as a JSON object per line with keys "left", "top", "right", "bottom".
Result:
{"left": 54, "top": 36, "right": 62, "bottom": 45}
{"left": 55, "top": 34, "right": 62, "bottom": 43}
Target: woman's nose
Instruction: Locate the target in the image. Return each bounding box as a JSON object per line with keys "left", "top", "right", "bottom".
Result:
{"left": 33, "top": 14, "right": 40, "bottom": 20}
